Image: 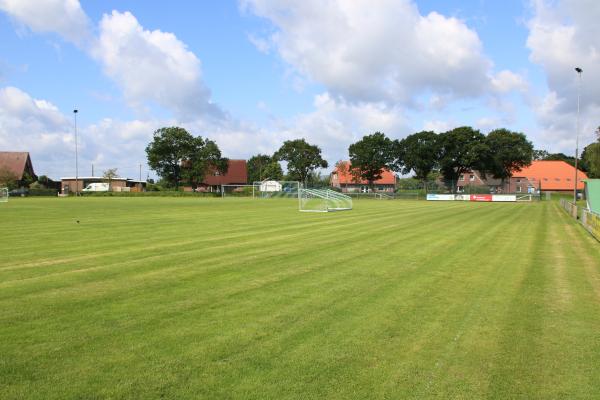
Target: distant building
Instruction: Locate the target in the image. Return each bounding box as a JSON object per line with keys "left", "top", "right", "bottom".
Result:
{"left": 512, "top": 160, "right": 587, "bottom": 193}
{"left": 330, "top": 161, "right": 396, "bottom": 193}
{"left": 453, "top": 160, "right": 587, "bottom": 194}
{"left": 0, "top": 151, "right": 37, "bottom": 187}
{"left": 191, "top": 159, "right": 248, "bottom": 192}
{"left": 60, "top": 177, "right": 146, "bottom": 193}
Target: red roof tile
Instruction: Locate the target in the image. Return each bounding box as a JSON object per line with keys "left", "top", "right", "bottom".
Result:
{"left": 203, "top": 159, "right": 247, "bottom": 185}
{"left": 513, "top": 160, "right": 587, "bottom": 190}
{"left": 332, "top": 161, "right": 396, "bottom": 185}
{"left": 0, "top": 152, "right": 34, "bottom": 180}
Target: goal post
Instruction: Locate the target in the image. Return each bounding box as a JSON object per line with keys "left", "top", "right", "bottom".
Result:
{"left": 299, "top": 188, "right": 352, "bottom": 212}
{"left": 0, "top": 187, "right": 7, "bottom": 203}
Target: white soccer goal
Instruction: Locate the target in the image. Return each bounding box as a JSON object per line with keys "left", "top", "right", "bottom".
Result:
{"left": 0, "top": 187, "right": 7, "bottom": 203}
{"left": 299, "top": 188, "right": 352, "bottom": 212}
{"left": 221, "top": 184, "right": 258, "bottom": 198}
{"left": 253, "top": 180, "right": 301, "bottom": 199}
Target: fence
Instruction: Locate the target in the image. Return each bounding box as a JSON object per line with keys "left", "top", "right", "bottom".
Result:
{"left": 581, "top": 209, "right": 600, "bottom": 241}
{"left": 559, "top": 198, "right": 600, "bottom": 242}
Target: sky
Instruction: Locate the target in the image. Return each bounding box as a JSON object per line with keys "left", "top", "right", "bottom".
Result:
{"left": 0, "top": 0, "right": 599, "bottom": 180}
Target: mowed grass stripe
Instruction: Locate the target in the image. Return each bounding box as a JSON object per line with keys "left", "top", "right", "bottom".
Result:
{"left": 1, "top": 198, "right": 600, "bottom": 399}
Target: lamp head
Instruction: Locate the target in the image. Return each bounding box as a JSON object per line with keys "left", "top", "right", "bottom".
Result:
{"left": 575, "top": 67, "right": 582, "bottom": 73}
{"left": 73, "top": 109, "right": 78, "bottom": 113}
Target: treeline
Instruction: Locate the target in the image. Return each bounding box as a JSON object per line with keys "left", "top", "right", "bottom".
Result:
{"left": 145, "top": 125, "right": 600, "bottom": 190}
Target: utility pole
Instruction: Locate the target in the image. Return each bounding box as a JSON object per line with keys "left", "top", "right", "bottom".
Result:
{"left": 574, "top": 67, "right": 582, "bottom": 203}
{"left": 92, "top": 163, "right": 94, "bottom": 177}
{"left": 74, "top": 109, "right": 79, "bottom": 196}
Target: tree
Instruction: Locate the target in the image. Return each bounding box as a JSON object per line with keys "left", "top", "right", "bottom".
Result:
{"left": 102, "top": 168, "right": 119, "bottom": 191}
{"left": 582, "top": 142, "right": 600, "bottom": 178}
{"left": 180, "top": 138, "right": 228, "bottom": 190}
{"left": 247, "top": 154, "right": 283, "bottom": 183}
{"left": 533, "top": 149, "right": 549, "bottom": 160}
{"left": 438, "top": 126, "right": 489, "bottom": 191}
{"left": 485, "top": 129, "right": 533, "bottom": 185}
{"left": 0, "top": 167, "right": 18, "bottom": 190}
{"left": 146, "top": 127, "right": 227, "bottom": 189}
{"left": 274, "top": 139, "right": 328, "bottom": 185}
{"left": 146, "top": 127, "right": 194, "bottom": 189}
{"left": 348, "top": 132, "right": 395, "bottom": 190}
{"left": 393, "top": 131, "right": 440, "bottom": 191}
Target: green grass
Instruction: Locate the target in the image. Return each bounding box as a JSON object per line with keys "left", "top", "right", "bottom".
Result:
{"left": 1, "top": 197, "right": 600, "bottom": 399}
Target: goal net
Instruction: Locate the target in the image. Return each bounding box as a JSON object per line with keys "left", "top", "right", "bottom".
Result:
{"left": 299, "top": 189, "right": 352, "bottom": 212}
{"left": 0, "top": 187, "right": 7, "bottom": 203}
{"left": 221, "top": 184, "right": 258, "bottom": 198}
{"left": 253, "top": 180, "right": 301, "bottom": 199}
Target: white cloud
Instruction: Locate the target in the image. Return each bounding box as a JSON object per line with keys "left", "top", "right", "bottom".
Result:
{"left": 0, "top": 0, "right": 92, "bottom": 46}
{"left": 491, "top": 70, "right": 527, "bottom": 93}
{"left": 526, "top": 0, "right": 600, "bottom": 152}
{"left": 422, "top": 120, "right": 454, "bottom": 133}
{"left": 242, "top": 0, "right": 512, "bottom": 106}
{"left": 93, "top": 11, "right": 223, "bottom": 121}
{"left": 0, "top": 86, "right": 74, "bottom": 177}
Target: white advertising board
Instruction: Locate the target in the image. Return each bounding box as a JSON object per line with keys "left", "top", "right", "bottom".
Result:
{"left": 492, "top": 195, "right": 516, "bottom": 202}
{"left": 454, "top": 194, "right": 471, "bottom": 201}
{"left": 426, "top": 194, "right": 455, "bottom": 201}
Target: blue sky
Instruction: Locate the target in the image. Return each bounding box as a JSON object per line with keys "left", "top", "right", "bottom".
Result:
{"left": 1, "top": 0, "right": 599, "bottom": 179}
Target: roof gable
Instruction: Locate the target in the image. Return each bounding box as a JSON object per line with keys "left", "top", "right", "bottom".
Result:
{"left": 203, "top": 159, "right": 248, "bottom": 185}
{"left": 0, "top": 152, "right": 35, "bottom": 180}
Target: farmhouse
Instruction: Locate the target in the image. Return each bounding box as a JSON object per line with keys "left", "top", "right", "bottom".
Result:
{"left": 455, "top": 161, "right": 587, "bottom": 194}
{"left": 0, "top": 151, "right": 37, "bottom": 187}
{"left": 194, "top": 159, "right": 248, "bottom": 192}
{"left": 61, "top": 177, "right": 146, "bottom": 193}
{"left": 512, "top": 160, "right": 587, "bottom": 193}
{"left": 330, "top": 161, "right": 396, "bottom": 193}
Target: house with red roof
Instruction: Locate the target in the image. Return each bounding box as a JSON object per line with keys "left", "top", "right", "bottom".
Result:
{"left": 0, "top": 151, "right": 37, "bottom": 187}
{"left": 330, "top": 161, "right": 396, "bottom": 193}
{"left": 510, "top": 160, "right": 587, "bottom": 193}
{"left": 192, "top": 159, "right": 248, "bottom": 192}
{"left": 455, "top": 160, "right": 587, "bottom": 194}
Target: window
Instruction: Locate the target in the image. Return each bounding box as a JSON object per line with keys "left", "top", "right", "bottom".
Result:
{"left": 516, "top": 178, "right": 521, "bottom": 183}
{"left": 469, "top": 174, "right": 475, "bottom": 181}
{"left": 457, "top": 186, "right": 464, "bottom": 193}
{"left": 516, "top": 186, "right": 522, "bottom": 193}
{"left": 459, "top": 175, "right": 465, "bottom": 181}
{"left": 566, "top": 178, "right": 571, "bottom": 181}
{"left": 543, "top": 178, "right": 548, "bottom": 181}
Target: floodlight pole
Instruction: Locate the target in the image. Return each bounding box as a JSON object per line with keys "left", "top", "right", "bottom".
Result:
{"left": 574, "top": 67, "right": 582, "bottom": 203}
{"left": 74, "top": 109, "right": 79, "bottom": 196}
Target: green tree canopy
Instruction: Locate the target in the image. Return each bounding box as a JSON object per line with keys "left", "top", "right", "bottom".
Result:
{"left": 348, "top": 132, "right": 395, "bottom": 189}
{"left": 393, "top": 131, "right": 440, "bottom": 184}
{"left": 274, "top": 139, "right": 328, "bottom": 185}
{"left": 102, "top": 168, "right": 119, "bottom": 191}
{"left": 146, "top": 127, "right": 227, "bottom": 189}
{"left": 438, "top": 126, "right": 489, "bottom": 189}
{"left": 485, "top": 129, "right": 533, "bottom": 182}
{"left": 582, "top": 142, "right": 600, "bottom": 178}
{"left": 247, "top": 154, "right": 283, "bottom": 183}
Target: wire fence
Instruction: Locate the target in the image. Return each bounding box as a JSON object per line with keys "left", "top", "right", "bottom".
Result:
{"left": 559, "top": 198, "right": 600, "bottom": 242}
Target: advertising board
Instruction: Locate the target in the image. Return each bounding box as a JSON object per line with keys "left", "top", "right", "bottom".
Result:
{"left": 470, "top": 194, "right": 493, "bottom": 202}
{"left": 426, "top": 194, "right": 455, "bottom": 201}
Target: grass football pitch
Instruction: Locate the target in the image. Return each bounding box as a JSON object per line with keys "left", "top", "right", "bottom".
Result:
{"left": 2, "top": 197, "right": 600, "bottom": 399}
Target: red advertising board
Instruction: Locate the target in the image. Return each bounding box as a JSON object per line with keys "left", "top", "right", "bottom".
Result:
{"left": 470, "top": 194, "right": 492, "bottom": 202}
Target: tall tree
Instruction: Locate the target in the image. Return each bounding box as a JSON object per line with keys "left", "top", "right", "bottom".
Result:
{"left": 181, "top": 138, "right": 229, "bottom": 190}
{"left": 438, "top": 126, "right": 489, "bottom": 191}
{"left": 348, "top": 132, "right": 395, "bottom": 190}
{"left": 0, "top": 167, "right": 18, "bottom": 190}
{"left": 247, "top": 154, "right": 283, "bottom": 183}
{"left": 146, "top": 127, "right": 227, "bottom": 189}
{"left": 485, "top": 129, "right": 533, "bottom": 184}
{"left": 274, "top": 139, "right": 328, "bottom": 185}
{"left": 581, "top": 142, "right": 600, "bottom": 178}
{"left": 393, "top": 131, "right": 440, "bottom": 191}
{"left": 146, "top": 127, "right": 194, "bottom": 189}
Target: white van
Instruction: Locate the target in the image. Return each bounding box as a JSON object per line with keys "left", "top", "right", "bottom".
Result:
{"left": 82, "top": 183, "right": 109, "bottom": 192}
